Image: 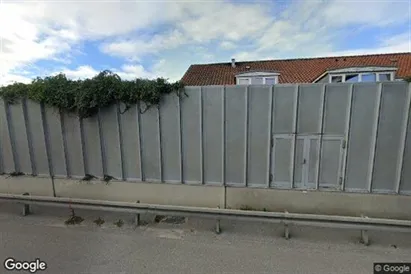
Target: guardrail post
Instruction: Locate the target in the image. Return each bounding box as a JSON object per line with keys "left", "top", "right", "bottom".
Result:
{"left": 215, "top": 206, "right": 221, "bottom": 234}
{"left": 284, "top": 224, "right": 290, "bottom": 240}
{"left": 360, "top": 215, "right": 370, "bottom": 246}
{"left": 2, "top": 194, "right": 411, "bottom": 238}
{"left": 215, "top": 220, "right": 221, "bottom": 234}
{"left": 22, "top": 193, "right": 31, "bottom": 216}
{"left": 284, "top": 210, "right": 290, "bottom": 239}
{"left": 134, "top": 200, "right": 140, "bottom": 227}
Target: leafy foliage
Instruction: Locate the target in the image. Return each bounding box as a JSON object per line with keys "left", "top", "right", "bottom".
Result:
{"left": 404, "top": 76, "right": 411, "bottom": 82}
{"left": 0, "top": 70, "right": 185, "bottom": 118}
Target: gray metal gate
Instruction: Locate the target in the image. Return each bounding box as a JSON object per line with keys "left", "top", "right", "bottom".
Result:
{"left": 272, "top": 134, "right": 344, "bottom": 190}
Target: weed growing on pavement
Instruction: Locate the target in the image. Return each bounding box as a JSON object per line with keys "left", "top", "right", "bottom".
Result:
{"left": 114, "top": 219, "right": 124, "bottom": 227}
{"left": 93, "top": 217, "right": 105, "bottom": 226}
{"left": 65, "top": 208, "right": 84, "bottom": 225}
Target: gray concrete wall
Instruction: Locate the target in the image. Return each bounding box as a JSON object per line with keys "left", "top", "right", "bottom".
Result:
{"left": 1, "top": 175, "right": 411, "bottom": 220}
{"left": 0, "top": 175, "right": 54, "bottom": 197}
{"left": 1, "top": 83, "right": 410, "bottom": 202}
{"left": 226, "top": 187, "right": 411, "bottom": 220}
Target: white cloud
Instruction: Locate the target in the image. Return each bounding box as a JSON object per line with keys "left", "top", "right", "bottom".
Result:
{"left": 48, "top": 58, "right": 176, "bottom": 82}
{"left": 230, "top": 0, "right": 410, "bottom": 61}
{"left": 0, "top": 73, "right": 32, "bottom": 86}
{"left": 220, "top": 41, "right": 237, "bottom": 50}
{"left": 0, "top": 0, "right": 409, "bottom": 86}
{"left": 256, "top": 21, "right": 320, "bottom": 52}
{"left": 57, "top": 65, "right": 99, "bottom": 80}
{"left": 148, "top": 59, "right": 187, "bottom": 82}
{"left": 382, "top": 32, "right": 410, "bottom": 48}
{"left": 101, "top": 30, "right": 187, "bottom": 61}
{"left": 101, "top": 1, "right": 274, "bottom": 59}
{"left": 176, "top": 2, "right": 273, "bottom": 43}
{"left": 19, "top": 1, "right": 177, "bottom": 39}
{"left": 115, "top": 64, "right": 157, "bottom": 80}
{"left": 323, "top": 32, "right": 410, "bottom": 57}
{"left": 322, "top": 0, "right": 410, "bottom": 27}
{"left": 233, "top": 31, "right": 410, "bottom": 62}
{"left": 0, "top": 2, "right": 74, "bottom": 82}
{"left": 0, "top": 62, "right": 180, "bottom": 86}
{"left": 0, "top": 1, "right": 183, "bottom": 83}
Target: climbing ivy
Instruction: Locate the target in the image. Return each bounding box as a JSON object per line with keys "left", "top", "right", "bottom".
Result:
{"left": 0, "top": 70, "right": 185, "bottom": 118}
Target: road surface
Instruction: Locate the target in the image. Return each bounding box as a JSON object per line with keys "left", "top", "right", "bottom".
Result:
{"left": 1, "top": 203, "right": 410, "bottom": 273}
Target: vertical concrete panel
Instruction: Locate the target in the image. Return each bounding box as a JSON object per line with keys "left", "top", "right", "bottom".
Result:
{"left": 44, "top": 107, "right": 67, "bottom": 177}
{"left": 294, "top": 138, "right": 304, "bottom": 188}
{"left": 62, "top": 113, "right": 84, "bottom": 178}
{"left": 272, "top": 137, "right": 292, "bottom": 188}
{"left": 308, "top": 138, "right": 319, "bottom": 187}
{"left": 345, "top": 83, "right": 379, "bottom": 191}
{"left": 202, "top": 87, "right": 222, "bottom": 184}
{"left": 373, "top": 82, "right": 408, "bottom": 192}
{"left": 400, "top": 107, "right": 411, "bottom": 193}
{"left": 99, "top": 105, "right": 122, "bottom": 179}
{"left": 0, "top": 132, "right": 2, "bottom": 174}
{"left": 119, "top": 104, "right": 141, "bottom": 180}
{"left": 0, "top": 100, "right": 14, "bottom": 173}
{"left": 319, "top": 139, "right": 342, "bottom": 188}
{"left": 225, "top": 86, "right": 246, "bottom": 186}
{"left": 0, "top": 116, "right": 2, "bottom": 173}
{"left": 25, "top": 101, "right": 48, "bottom": 176}
{"left": 159, "top": 94, "right": 181, "bottom": 182}
{"left": 247, "top": 86, "right": 271, "bottom": 186}
{"left": 297, "top": 84, "right": 322, "bottom": 134}
{"left": 323, "top": 84, "right": 349, "bottom": 135}
{"left": 22, "top": 100, "right": 36, "bottom": 175}
{"left": 82, "top": 115, "right": 104, "bottom": 177}
{"left": 140, "top": 104, "right": 161, "bottom": 181}
{"left": 8, "top": 101, "right": 32, "bottom": 173}
{"left": 273, "top": 85, "right": 295, "bottom": 134}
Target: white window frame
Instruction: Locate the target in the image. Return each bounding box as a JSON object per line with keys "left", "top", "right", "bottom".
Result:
{"left": 263, "top": 77, "right": 278, "bottom": 85}
{"left": 330, "top": 75, "right": 345, "bottom": 83}
{"left": 237, "top": 78, "right": 251, "bottom": 85}
{"left": 329, "top": 72, "right": 394, "bottom": 83}
{"left": 236, "top": 76, "right": 279, "bottom": 85}
{"left": 376, "top": 72, "right": 393, "bottom": 81}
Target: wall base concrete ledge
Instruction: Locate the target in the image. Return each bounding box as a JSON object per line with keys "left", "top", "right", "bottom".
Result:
{"left": 0, "top": 176, "right": 410, "bottom": 220}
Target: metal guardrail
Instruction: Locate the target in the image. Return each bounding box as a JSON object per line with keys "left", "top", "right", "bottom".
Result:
{"left": 0, "top": 193, "right": 410, "bottom": 245}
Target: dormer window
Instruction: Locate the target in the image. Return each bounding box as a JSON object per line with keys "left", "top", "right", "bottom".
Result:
{"left": 236, "top": 71, "right": 280, "bottom": 85}
{"left": 328, "top": 66, "right": 396, "bottom": 83}
{"left": 238, "top": 78, "right": 251, "bottom": 85}
{"left": 265, "top": 77, "right": 277, "bottom": 85}
{"left": 330, "top": 72, "right": 392, "bottom": 83}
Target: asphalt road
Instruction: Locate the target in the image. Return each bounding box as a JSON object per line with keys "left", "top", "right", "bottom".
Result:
{"left": 1, "top": 203, "right": 411, "bottom": 274}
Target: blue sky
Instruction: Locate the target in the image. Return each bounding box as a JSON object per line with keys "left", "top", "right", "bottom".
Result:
{"left": 0, "top": 0, "right": 410, "bottom": 86}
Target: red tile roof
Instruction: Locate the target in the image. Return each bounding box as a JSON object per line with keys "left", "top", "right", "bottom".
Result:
{"left": 181, "top": 52, "right": 411, "bottom": 85}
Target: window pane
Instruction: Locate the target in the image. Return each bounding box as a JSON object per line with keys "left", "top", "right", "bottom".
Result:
{"left": 345, "top": 74, "right": 359, "bottom": 82}
{"left": 252, "top": 77, "right": 264, "bottom": 85}
{"left": 331, "top": 76, "right": 343, "bottom": 83}
{"left": 238, "top": 78, "right": 249, "bottom": 85}
{"left": 379, "top": 73, "right": 391, "bottom": 81}
{"left": 361, "top": 73, "right": 376, "bottom": 82}
{"left": 265, "top": 78, "right": 276, "bottom": 85}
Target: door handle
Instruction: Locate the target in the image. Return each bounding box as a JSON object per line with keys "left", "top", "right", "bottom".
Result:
{"left": 302, "top": 159, "right": 306, "bottom": 164}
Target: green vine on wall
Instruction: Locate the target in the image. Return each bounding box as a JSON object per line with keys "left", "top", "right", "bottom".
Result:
{"left": 0, "top": 70, "right": 186, "bottom": 118}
